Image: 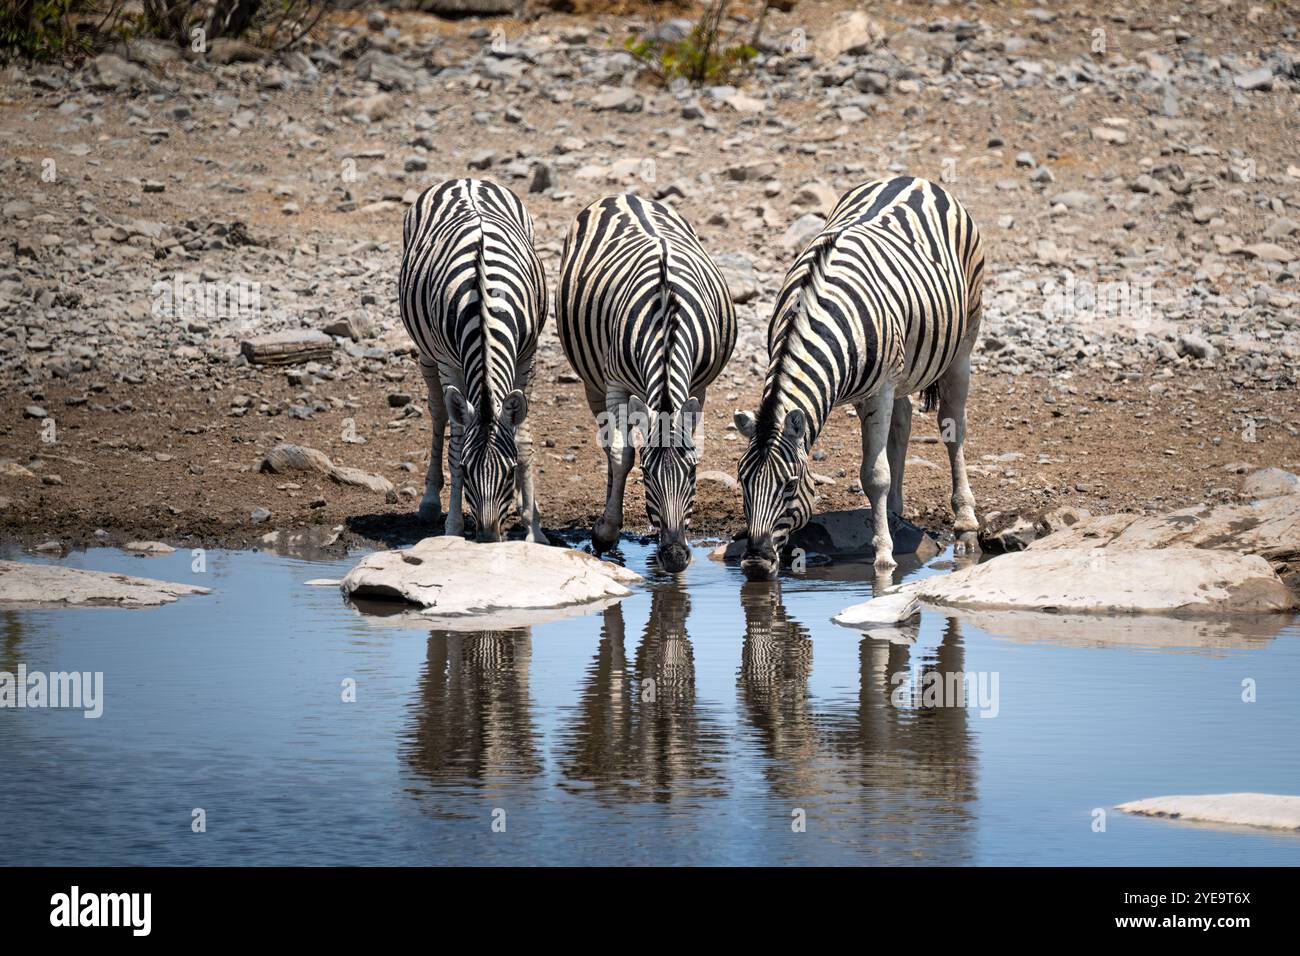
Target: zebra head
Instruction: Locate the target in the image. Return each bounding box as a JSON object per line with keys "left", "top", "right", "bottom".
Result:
{"left": 734, "top": 407, "right": 815, "bottom": 581}
{"left": 444, "top": 385, "right": 527, "bottom": 543}
{"left": 628, "top": 395, "right": 701, "bottom": 574}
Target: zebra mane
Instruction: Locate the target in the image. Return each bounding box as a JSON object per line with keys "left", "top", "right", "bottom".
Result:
{"left": 654, "top": 237, "right": 679, "bottom": 414}
{"left": 468, "top": 184, "right": 504, "bottom": 426}
{"left": 755, "top": 228, "right": 840, "bottom": 442}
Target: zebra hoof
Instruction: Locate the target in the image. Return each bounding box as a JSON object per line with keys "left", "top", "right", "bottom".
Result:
{"left": 954, "top": 531, "right": 980, "bottom": 556}
{"left": 592, "top": 520, "right": 620, "bottom": 553}
{"left": 417, "top": 503, "right": 443, "bottom": 526}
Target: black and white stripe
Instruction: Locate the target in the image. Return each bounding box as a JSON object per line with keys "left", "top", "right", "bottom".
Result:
{"left": 399, "top": 178, "right": 548, "bottom": 542}
{"left": 736, "top": 177, "right": 985, "bottom": 579}
{"left": 558, "top": 193, "right": 737, "bottom": 572}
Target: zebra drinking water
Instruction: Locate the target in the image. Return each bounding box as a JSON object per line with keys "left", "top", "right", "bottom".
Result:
{"left": 557, "top": 194, "right": 737, "bottom": 573}
{"left": 735, "top": 177, "right": 985, "bottom": 581}
{"left": 398, "top": 178, "right": 548, "bottom": 543}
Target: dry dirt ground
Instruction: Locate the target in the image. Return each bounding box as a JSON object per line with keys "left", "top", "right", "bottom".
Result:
{"left": 7, "top": 366, "right": 1299, "bottom": 552}
{"left": 1, "top": 0, "right": 1298, "bottom": 552}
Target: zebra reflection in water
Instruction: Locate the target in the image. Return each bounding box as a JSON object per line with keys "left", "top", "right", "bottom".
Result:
{"left": 558, "top": 588, "right": 727, "bottom": 802}
{"left": 402, "top": 628, "right": 541, "bottom": 805}
{"left": 737, "top": 582, "right": 818, "bottom": 799}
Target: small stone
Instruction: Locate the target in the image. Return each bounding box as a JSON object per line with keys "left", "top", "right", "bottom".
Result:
{"left": 591, "top": 88, "right": 643, "bottom": 113}
{"left": 1176, "top": 334, "right": 1218, "bottom": 361}
{"left": 1233, "top": 68, "right": 1274, "bottom": 91}
{"left": 124, "top": 541, "right": 176, "bottom": 555}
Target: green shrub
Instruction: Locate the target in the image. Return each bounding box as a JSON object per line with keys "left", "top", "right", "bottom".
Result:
{"left": 1, "top": 0, "right": 325, "bottom": 62}
{"left": 624, "top": 0, "right": 758, "bottom": 86}
{"left": 0, "top": 1, "right": 98, "bottom": 60}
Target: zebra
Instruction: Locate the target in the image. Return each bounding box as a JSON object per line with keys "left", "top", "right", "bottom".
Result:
{"left": 398, "top": 178, "right": 548, "bottom": 543}
{"left": 734, "top": 176, "right": 985, "bottom": 581}
{"left": 557, "top": 193, "right": 737, "bottom": 573}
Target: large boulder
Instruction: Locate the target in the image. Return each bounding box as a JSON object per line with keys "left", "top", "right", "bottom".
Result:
{"left": 790, "top": 509, "right": 941, "bottom": 561}
{"left": 354, "top": 50, "right": 418, "bottom": 91}
{"left": 832, "top": 591, "right": 919, "bottom": 628}
{"left": 904, "top": 547, "right": 1296, "bottom": 615}
{"left": 260, "top": 443, "right": 394, "bottom": 497}
{"left": 978, "top": 505, "right": 1090, "bottom": 554}
{"left": 0, "top": 561, "right": 210, "bottom": 608}
{"left": 1028, "top": 487, "right": 1300, "bottom": 591}
{"left": 822, "top": 11, "right": 885, "bottom": 59}
{"left": 710, "top": 509, "right": 941, "bottom": 563}
{"left": 82, "top": 54, "right": 154, "bottom": 92}
{"left": 341, "top": 537, "right": 641, "bottom": 620}
{"left": 1117, "top": 794, "right": 1300, "bottom": 831}
{"left": 1242, "top": 467, "right": 1300, "bottom": 499}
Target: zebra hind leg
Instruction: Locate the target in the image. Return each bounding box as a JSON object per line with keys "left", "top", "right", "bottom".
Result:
{"left": 886, "top": 394, "right": 912, "bottom": 521}
{"left": 858, "top": 385, "right": 897, "bottom": 575}
{"left": 418, "top": 358, "right": 446, "bottom": 526}
{"left": 938, "top": 354, "right": 979, "bottom": 556}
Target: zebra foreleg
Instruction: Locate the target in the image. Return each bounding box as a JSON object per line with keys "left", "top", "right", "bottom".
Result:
{"left": 514, "top": 416, "right": 548, "bottom": 545}
{"left": 938, "top": 355, "right": 980, "bottom": 556}
{"left": 859, "top": 386, "right": 898, "bottom": 574}
{"left": 593, "top": 394, "right": 634, "bottom": 553}
{"left": 444, "top": 417, "right": 466, "bottom": 538}
{"left": 417, "top": 357, "right": 445, "bottom": 525}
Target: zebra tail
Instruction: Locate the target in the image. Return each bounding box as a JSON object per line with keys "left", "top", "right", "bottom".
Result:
{"left": 920, "top": 382, "right": 941, "bottom": 413}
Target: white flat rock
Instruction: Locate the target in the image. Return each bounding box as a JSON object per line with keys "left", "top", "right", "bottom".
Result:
{"left": 1117, "top": 793, "right": 1300, "bottom": 831}
{"left": 341, "top": 537, "right": 641, "bottom": 618}
{"left": 1029, "top": 491, "right": 1300, "bottom": 574}
{"left": 0, "top": 560, "right": 211, "bottom": 608}
{"left": 904, "top": 547, "right": 1296, "bottom": 615}
{"left": 833, "top": 591, "right": 920, "bottom": 628}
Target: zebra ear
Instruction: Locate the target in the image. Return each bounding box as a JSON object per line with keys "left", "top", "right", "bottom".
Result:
{"left": 444, "top": 386, "right": 476, "bottom": 429}
{"left": 734, "top": 410, "right": 757, "bottom": 440}
{"left": 782, "top": 409, "right": 806, "bottom": 446}
{"left": 500, "top": 389, "right": 528, "bottom": 430}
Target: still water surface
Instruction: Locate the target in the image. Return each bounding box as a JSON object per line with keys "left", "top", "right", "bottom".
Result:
{"left": 2, "top": 541, "right": 1298, "bottom": 865}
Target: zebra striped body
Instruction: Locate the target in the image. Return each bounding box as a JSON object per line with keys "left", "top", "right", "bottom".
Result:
{"left": 399, "top": 178, "right": 548, "bottom": 542}
{"left": 558, "top": 194, "right": 736, "bottom": 572}
{"left": 736, "top": 177, "right": 985, "bottom": 579}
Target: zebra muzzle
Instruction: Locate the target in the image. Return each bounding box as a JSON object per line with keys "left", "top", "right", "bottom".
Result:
{"left": 740, "top": 536, "right": 779, "bottom": 581}
{"left": 657, "top": 535, "right": 692, "bottom": 574}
